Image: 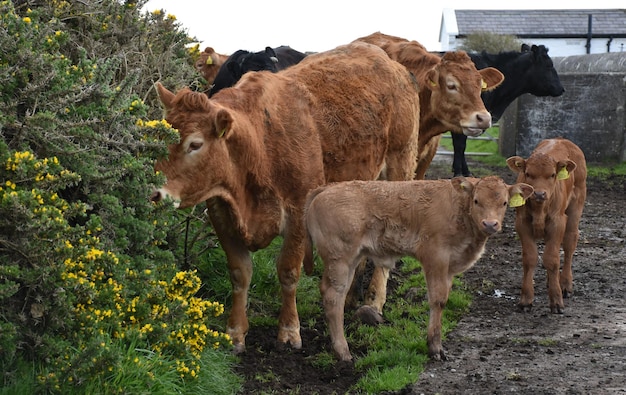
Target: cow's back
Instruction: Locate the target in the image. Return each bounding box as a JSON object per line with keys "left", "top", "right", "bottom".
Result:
{"left": 281, "top": 42, "right": 420, "bottom": 182}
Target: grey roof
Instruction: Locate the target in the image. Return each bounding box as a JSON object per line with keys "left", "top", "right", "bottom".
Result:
{"left": 455, "top": 9, "right": 626, "bottom": 37}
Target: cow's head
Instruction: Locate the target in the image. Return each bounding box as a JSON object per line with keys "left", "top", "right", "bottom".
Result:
{"left": 226, "top": 47, "right": 279, "bottom": 82}
{"left": 520, "top": 44, "right": 565, "bottom": 97}
{"left": 506, "top": 153, "right": 576, "bottom": 203}
{"left": 453, "top": 176, "right": 533, "bottom": 235}
{"left": 195, "top": 47, "right": 229, "bottom": 85}
{"left": 426, "top": 51, "right": 504, "bottom": 137}
{"left": 151, "top": 82, "right": 241, "bottom": 209}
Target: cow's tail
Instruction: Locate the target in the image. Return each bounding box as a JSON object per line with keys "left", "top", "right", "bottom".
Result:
{"left": 303, "top": 186, "right": 325, "bottom": 276}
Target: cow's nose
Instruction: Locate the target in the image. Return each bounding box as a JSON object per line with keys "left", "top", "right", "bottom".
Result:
{"left": 482, "top": 220, "right": 500, "bottom": 235}
{"left": 533, "top": 191, "right": 547, "bottom": 201}
{"left": 150, "top": 190, "right": 163, "bottom": 203}
{"left": 475, "top": 112, "right": 492, "bottom": 129}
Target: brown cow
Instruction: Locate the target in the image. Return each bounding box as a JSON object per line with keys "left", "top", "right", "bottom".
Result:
{"left": 151, "top": 41, "right": 420, "bottom": 353}
{"left": 352, "top": 32, "right": 504, "bottom": 319}
{"left": 195, "top": 47, "right": 230, "bottom": 84}
{"left": 355, "top": 32, "right": 504, "bottom": 180}
{"left": 304, "top": 177, "right": 534, "bottom": 361}
{"left": 506, "top": 138, "right": 587, "bottom": 313}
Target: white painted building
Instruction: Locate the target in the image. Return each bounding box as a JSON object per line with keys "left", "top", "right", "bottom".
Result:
{"left": 440, "top": 9, "right": 626, "bottom": 57}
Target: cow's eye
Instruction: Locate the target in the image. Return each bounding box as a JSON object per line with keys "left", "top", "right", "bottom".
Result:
{"left": 474, "top": 198, "right": 479, "bottom": 205}
{"left": 447, "top": 82, "right": 457, "bottom": 91}
{"left": 187, "top": 141, "right": 203, "bottom": 153}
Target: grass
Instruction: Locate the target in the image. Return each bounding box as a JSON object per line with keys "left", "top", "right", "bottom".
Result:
{"left": 192, "top": 133, "right": 625, "bottom": 394}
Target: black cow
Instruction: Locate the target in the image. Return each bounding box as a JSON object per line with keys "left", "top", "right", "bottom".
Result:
{"left": 451, "top": 44, "right": 564, "bottom": 177}
{"left": 208, "top": 45, "right": 306, "bottom": 97}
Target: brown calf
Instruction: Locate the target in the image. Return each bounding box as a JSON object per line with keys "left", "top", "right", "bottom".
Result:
{"left": 351, "top": 32, "right": 504, "bottom": 319}
{"left": 507, "top": 138, "right": 587, "bottom": 313}
{"left": 151, "top": 42, "right": 420, "bottom": 354}
{"left": 305, "top": 177, "right": 533, "bottom": 361}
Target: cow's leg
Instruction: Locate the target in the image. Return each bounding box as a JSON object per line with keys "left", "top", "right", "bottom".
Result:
{"left": 518, "top": 225, "right": 539, "bottom": 312}
{"left": 415, "top": 136, "right": 441, "bottom": 180}
{"left": 275, "top": 229, "right": 305, "bottom": 350}
{"left": 363, "top": 266, "right": 390, "bottom": 314}
{"left": 320, "top": 257, "right": 357, "bottom": 362}
{"left": 451, "top": 133, "right": 470, "bottom": 177}
{"left": 423, "top": 262, "right": 451, "bottom": 361}
{"left": 543, "top": 218, "right": 567, "bottom": 313}
{"left": 345, "top": 259, "right": 366, "bottom": 309}
{"left": 213, "top": 228, "right": 252, "bottom": 354}
{"left": 561, "top": 204, "right": 583, "bottom": 298}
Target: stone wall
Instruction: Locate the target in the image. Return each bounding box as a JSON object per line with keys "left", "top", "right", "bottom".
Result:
{"left": 499, "top": 52, "right": 626, "bottom": 163}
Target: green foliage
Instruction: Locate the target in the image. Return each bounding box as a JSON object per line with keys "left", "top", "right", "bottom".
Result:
{"left": 0, "top": 1, "right": 239, "bottom": 393}
{"left": 460, "top": 31, "right": 522, "bottom": 53}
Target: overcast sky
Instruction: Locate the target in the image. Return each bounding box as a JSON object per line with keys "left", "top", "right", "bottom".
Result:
{"left": 143, "top": 1, "right": 623, "bottom": 54}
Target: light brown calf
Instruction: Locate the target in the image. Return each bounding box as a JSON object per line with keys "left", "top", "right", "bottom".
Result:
{"left": 507, "top": 138, "right": 587, "bottom": 313}
{"left": 305, "top": 177, "right": 533, "bottom": 361}
{"left": 351, "top": 32, "right": 504, "bottom": 320}
{"left": 151, "top": 42, "right": 420, "bottom": 354}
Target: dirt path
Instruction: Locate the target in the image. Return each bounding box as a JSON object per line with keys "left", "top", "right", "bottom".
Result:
{"left": 236, "top": 157, "right": 626, "bottom": 394}
{"left": 411, "top": 160, "right": 626, "bottom": 395}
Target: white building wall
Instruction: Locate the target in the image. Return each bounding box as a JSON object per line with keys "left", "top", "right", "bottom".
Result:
{"left": 448, "top": 37, "right": 626, "bottom": 57}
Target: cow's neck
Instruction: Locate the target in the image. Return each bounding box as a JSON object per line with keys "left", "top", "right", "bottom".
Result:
{"left": 481, "top": 53, "right": 531, "bottom": 120}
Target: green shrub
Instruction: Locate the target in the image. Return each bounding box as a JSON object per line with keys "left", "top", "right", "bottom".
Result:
{"left": 0, "top": 1, "right": 239, "bottom": 393}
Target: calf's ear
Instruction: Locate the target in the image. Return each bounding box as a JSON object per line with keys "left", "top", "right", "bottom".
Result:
{"left": 557, "top": 160, "right": 577, "bottom": 180}
{"left": 451, "top": 177, "right": 475, "bottom": 194}
{"left": 155, "top": 82, "right": 175, "bottom": 113}
{"left": 506, "top": 156, "right": 525, "bottom": 173}
{"left": 479, "top": 67, "right": 504, "bottom": 91}
{"left": 508, "top": 183, "right": 534, "bottom": 207}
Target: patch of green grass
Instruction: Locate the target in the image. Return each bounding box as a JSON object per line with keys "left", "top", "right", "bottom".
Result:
{"left": 439, "top": 127, "right": 508, "bottom": 170}
{"left": 538, "top": 338, "right": 558, "bottom": 347}
{"left": 588, "top": 162, "right": 626, "bottom": 178}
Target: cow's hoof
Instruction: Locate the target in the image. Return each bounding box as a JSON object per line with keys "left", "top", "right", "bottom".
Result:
{"left": 518, "top": 303, "right": 533, "bottom": 313}
{"left": 232, "top": 343, "right": 246, "bottom": 354}
{"left": 562, "top": 289, "right": 572, "bottom": 299}
{"left": 276, "top": 339, "right": 302, "bottom": 352}
{"left": 550, "top": 305, "right": 564, "bottom": 314}
{"left": 355, "top": 305, "right": 384, "bottom": 326}
{"left": 428, "top": 349, "right": 447, "bottom": 361}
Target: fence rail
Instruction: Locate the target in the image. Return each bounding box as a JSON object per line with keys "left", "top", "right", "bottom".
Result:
{"left": 436, "top": 129, "right": 499, "bottom": 157}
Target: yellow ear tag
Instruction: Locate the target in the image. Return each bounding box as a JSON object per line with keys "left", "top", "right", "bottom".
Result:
{"left": 218, "top": 128, "right": 227, "bottom": 137}
{"left": 481, "top": 79, "right": 488, "bottom": 90}
{"left": 429, "top": 80, "right": 437, "bottom": 87}
{"left": 206, "top": 57, "right": 213, "bottom": 65}
{"left": 509, "top": 193, "right": 525, "bottom": 208}
{"left": 557, "top": 167, "right": 569, "bottom": 180}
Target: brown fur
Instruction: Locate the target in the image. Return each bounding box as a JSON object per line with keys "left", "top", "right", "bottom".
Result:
{"left": 355, "top": 32, "right": 504, "bottom": 180}
{"left": 506, "top": 138, "right": 587, "bottom": 314}
{"left": 350, "top": 32, "right": 504, "bottom": 316}
{"left": 195, "top": 47, "right": 230, "bottom": 84}
{"left": 153, "top": 41, "right": 420, "bottom": 353}
{"left": 304, "top": 177, "right": 534, "bottom": 361}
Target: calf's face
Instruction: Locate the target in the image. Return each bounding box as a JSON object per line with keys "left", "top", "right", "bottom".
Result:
{"left": 454, "top": 176, "right": 534, "bottom": 234}
{"left": 506, "top": 154, "right": 576, "bottom": 203}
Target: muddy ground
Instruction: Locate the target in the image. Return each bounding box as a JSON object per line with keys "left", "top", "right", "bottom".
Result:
{"left": 234, "top": 156, "right": 626, "bottom": 394}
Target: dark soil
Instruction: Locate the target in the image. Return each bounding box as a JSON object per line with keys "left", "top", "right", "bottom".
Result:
{"left": 234, "top": 156, "right": 626, "bottom": 394}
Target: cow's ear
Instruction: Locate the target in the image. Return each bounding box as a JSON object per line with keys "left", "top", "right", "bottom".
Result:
{"left": 557, "top": 160, "right": 577, "bottom": 180}
{"left": 508, "top": 183, "right": 534, "bottom": 207}
{"left": 214, "top": 108, "right": 233, "bottom": 138}
{"left": 425, "top": 68, "right": 439, "bottom": 90}
{"left": 506, "top": 156, "right": 525, "bottom": 173}
{"left": 156, "top": 82, "right": 175, "bottom": 112}
{"left": 265, "top": 47, "right": 278, "bottom": 63}
{"left": 451, "top": 177, "right": 475, "bottom": 194}
{"left": 479, "top": 67, "right": 504, "bottom": 91}
{"left": 521, "top": 43, "right": 531, "bottom": 52}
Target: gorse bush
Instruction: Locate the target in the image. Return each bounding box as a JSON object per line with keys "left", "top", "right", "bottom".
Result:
{"left": 0, "top": 1, "right": 239, "bottom": 393}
